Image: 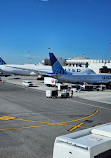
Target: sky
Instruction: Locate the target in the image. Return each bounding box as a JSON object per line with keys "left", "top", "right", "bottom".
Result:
{"left": 0, "top": 0, "right": 111, "bottom": 64}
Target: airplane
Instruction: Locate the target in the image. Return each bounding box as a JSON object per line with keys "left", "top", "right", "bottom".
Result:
{"left": 49, "top": 53, "right": 111, "bottom": 84}
{"left": 0, "top": 57, "right": 96, "bottom": 77}
{"left": 0, "top": 58, "right": 36, "bottom": 76}
{"left": 0, "top": 57, "right": 10, "bottom": 76}
{"left": 0, "top": 57, "right": 6, "bottom": 65}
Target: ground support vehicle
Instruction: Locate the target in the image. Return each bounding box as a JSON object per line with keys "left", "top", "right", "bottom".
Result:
{"left": 44, "top": 77, "right": 58, "bottom": 87}
{"left": 58, "top": 90, "right": 69, "bottom": 98}
{"left": 22, "top": 80, "right": 33, "bottom": 87}
{"left": 46, "top": 90, "right": 58, "bottom": 98}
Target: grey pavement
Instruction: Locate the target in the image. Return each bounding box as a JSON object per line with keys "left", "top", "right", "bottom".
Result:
{"left": 0, "top": 80, "right": 111, "bottom": 158}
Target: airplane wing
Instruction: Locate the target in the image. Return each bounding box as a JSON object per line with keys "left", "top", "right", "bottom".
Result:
{"left": 5, "top": 65, "right": 52, "bottom": 76}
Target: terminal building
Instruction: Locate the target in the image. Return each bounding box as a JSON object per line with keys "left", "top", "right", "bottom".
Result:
{"left": 41, "top": 58, "right": 66, "bottom": 66}
{"left": 66, "top": 57, "right": 111, "bottom": 74}
{"left": 41, "top": 56, "right": 111, "bottom": 74}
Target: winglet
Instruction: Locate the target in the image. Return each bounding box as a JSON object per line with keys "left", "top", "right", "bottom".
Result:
{"left": 0, "top": 57, "right": 6, "bottom": 65}
{"left": 49, "top": 53, "right": 67, "bottom": 74}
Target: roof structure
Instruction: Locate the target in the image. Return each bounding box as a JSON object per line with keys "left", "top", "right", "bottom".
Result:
{"left": 73, "top": 57, "right": 90, "bottom": 60}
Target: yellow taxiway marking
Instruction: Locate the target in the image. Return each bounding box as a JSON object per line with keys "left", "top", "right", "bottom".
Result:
{"left": 68, "top": 123, "right": 85, "bottom": 132}
{"left": 0, "top": 124, "right": 50, "bottom": 131}
{"left": 59, "top": 110, "right": 99, "bottom": 124}
{"left": 14, "top": 110, "right": 99, "bottom": 124}
{"left": 0, "top": 123, "right": 89, "bottom": 131}
{"left": 0, "top": 116, "right": 16, "bottom": 120}
{"left": 0, "top": 110, "right": 99, "bottom": 131}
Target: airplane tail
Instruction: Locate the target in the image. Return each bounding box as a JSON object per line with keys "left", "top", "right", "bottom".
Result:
{"left": 49, "top": 53, "right": 67, "bottom": 74}
{"left": 0, "top": 57, "right": 6, "bottom": 65}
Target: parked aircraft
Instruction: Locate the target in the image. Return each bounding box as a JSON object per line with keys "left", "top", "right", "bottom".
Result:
{"left": 0, "top": 57, "right": 96, "bottom": 77}
{"left": 49, "top": 53, "right": 111, "bottom": 84}
{"left": 0, "top": 58, "right": 36, "bottom": 76}
{"left": 0, "top": 57, "right": 6, "bottom": 65}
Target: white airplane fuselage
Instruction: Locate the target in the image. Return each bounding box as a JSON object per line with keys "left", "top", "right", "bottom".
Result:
{"left": 0, "top": 65, "right": 36, "bottom": 76}
{"left": 0, "top": 64, "right": 96, "bottom": 76}
{"left": 53, "top": 73, "right": 111, "bottom": 84}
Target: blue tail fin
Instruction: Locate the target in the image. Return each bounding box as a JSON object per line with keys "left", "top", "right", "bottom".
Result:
{"left": 0, "top": 57, "right": 6, "bottom": 65}
{"left": 49, "top": 53, "right": 67, "bottom": 74}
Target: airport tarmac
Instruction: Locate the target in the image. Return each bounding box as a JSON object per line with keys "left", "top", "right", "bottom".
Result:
{"left": 1, "top": 76, "right": 57, "bottom": 91}
{"left": 2, "top": 76, "right": 111, "bottom": 104}
{"left": 0, "top": 77, "right": 111, "bottom": 158}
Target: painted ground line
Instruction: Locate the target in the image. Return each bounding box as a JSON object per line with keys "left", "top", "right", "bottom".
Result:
{"left": 14, "top": 110, "right": 99, "bottom": 124}
{"left": 67, "top": 99, "right": 111, "bottom": 110}
{"left": 0, "top": 123, "right": 90, "bottom": 131}
{"left": 59, "top": 110, "right": 99, "bottom": 124}
{"left": 68, "top": 123, "right": 85, "bottom": 132}
{"left": 0, "top": 110, "right": 99, "bottom": 131}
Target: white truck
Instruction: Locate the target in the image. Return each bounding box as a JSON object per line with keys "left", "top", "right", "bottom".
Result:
{"left": 22, "top": 80, "right": 33, "bottom": 87}
{"left": 44, "top": 77, "right": 58, "bottom": 86}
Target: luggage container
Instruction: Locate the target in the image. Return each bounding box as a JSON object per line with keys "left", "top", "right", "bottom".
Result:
{"left": 57, "top": 84, "right": 68, "bottom": 91}
{"left": 58, "top": 90, "right": 69, "bottom": 98}
{"left": 81, "top": 85, "right": 94, "bottom": 91}
{"left": 53, "top": 122, "right": 111, "bottom": 158}
{"left": 96, "top": 85, "right": 106, "bottom": 91}
{"left": 46, "top": 90, "right": 58, "bottom": 98}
